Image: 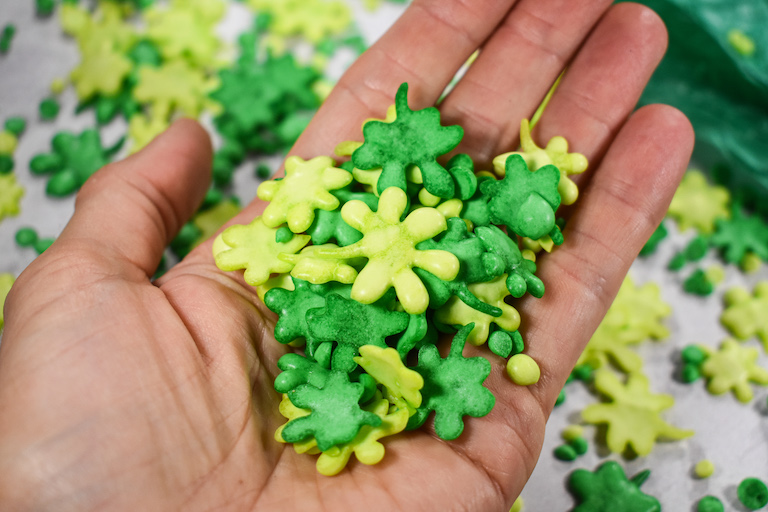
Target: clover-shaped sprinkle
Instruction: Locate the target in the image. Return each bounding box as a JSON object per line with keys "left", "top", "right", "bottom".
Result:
{"left": 408, "top": 323, "right": 494, "bottom": 440}
{"left": 568, "top": 461, "right": 661, "bottom": 512}
{"left": 493, "top": 119, "right": 587, "bottom": 206}
{"left": 435, "top": 274, "right": 521, "bottom": 346}
{"left": 257, "top": 156, "right": 352, "bottom": 233}
{"left": 475, "top": 224, "right": 544, "bottom": 298}
{"left": 213, "top": 217, "right": 310, "bottom": 286}
{"left": 210, "top": 66, "right": 282, "bottom": 134}
{"left": 69, "top": 45, "right": 132, "bottom": 102}
{"left": 581, "top": 370, "right": 693, "bottom": 456}
{"left": 281, "top": 371, "right": 382, "bottom": 451}
{"left": 481, "top": 154, "right": 561, "bottom": 240}
{"left": 0, "top": 174, "right": 24, "bottom": 221}
{"left": 720, "top": 282, "right": 768, "bottom": 350}
{"left": 316, "top": 397, "right": 409, "bottom": 476}
{"left": 699, "top": 339, "right": 768, "bottom": 403}
{"left": 667, "top": 170, "right": 730, "bottom": 234}
{"left": 313, "top": 186, "right": 459, "bottom": 314}
{"left": 352, "top": 83, "right": 463, "bottom": 198}
{"left": 263, "top": 278, "right": 348, "bottom": 345}
{"left": 307, "top": 293, "right": 409, "bottom": 373}
{"left": 354, "top": 345, "right": 424, "bottom": 411}
{"left": 709, "top": 205, "right": 768, "bottom": 264}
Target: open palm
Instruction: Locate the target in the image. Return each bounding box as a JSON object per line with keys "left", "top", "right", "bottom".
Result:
{"left": 0, "top": 1, "right": 693, "bottom": 510}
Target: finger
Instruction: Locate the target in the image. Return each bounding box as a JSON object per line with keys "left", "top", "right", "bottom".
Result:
{"left": 57, "top": 119, "right": 212, "bottom": 277}
{"left": 523, "top": 104, "right": 694, "bottom": 407}
{"left": 288, "top": 0, "right": 521, "bottom": 161}
{"left": 533, "top": 3, "right": 669, "bottom": 172}
{"left": 441, "top": 0, "right": 613, "bottom": 165}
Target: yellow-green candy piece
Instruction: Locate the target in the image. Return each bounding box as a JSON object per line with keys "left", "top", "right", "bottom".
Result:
{"left": 506, "top": 353, "right": 540, "bottom": 386}
{"left": 510, "top": 497, "right": 524, "bottom": 512}
{"left": 582, "top": 370, "right": 693, "bottom": 456}
{"left": 213, "top": 216, "right": 310, "bottom": 286}
{"left": 694, "top": 459, "right": 715, "bottom": 479}
{"left": 313, "top": 187, "right": 459, "bottom": 314}
{"left": 0, "top": 131, "right": 18, "bottom": 155}
{"left": 667, "top": 170, "right": 730, "bottom": 234}
{"left": 0, "top": 174, "right": 24, "bottom": 221}
{"left": 0, "top": 273, "right": 15, "bottom": 330}
{"left": 562, "top": 425, "right": 584, "bottom": 442}
{"left": 280, "top": 244, "right": 359, "bottom": 285}
{"left": 354, "top": 345, "right": 424, "bottom": 411}
{"left": 69, "top": 45, "right": 132, "bottom": 101}
{"left": 257, "top": 155, "right": 352, "bottom": 233}
{"left": 133, "top": 59, "right": 214, "bottom": 118}
{"left": 700, "top": 339, "right": 768, "bottom": 403}
{"left": 720, "top": 283, "right": 768, "bottom": 351}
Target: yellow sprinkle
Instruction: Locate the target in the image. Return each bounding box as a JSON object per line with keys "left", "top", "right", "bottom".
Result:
{"left": 705, "top": 265, "right": 726, "bottom": 284}
{"left": 561, "top": 425, "right": 584, "bottom": 443}
{"left": 740, "top": 252, "right": 762, "bottom": 274}
{"left": 0, "top": 131, "right": 18, "bottom": 155}
{"left": 506, "top": 354, "right": 540, "bottom": 386}
{"left": 728, "top": 29, "right": 756, "bottom": 57}
{"left": 50, "top": 77, "right": 67, "bottom": 95}
{"left": 521, "top": 249, "right": 536, "bottom": 262}
{"left": 694, "top": 459, "right": 715, "bottom": 479}
{"left": 510, "top": 496, "right": 524, "bottom": 512}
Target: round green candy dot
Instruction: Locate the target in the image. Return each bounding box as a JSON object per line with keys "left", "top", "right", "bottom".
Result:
{"left": 694, "top": 460, "right": 715, "bottom": 479}
{"left": 705, "top": 265, "right": 725, "bottom": 284}
{"left": 488, "top": 330, "right": 513, "bottom": 358}
{"left": 15, "top": 227, "right": 38, "bottom": 247}
{"left": 555, "top": 388, "right": 566, "bottom": 407}
{"left": 561, "top": 425, "right": 584, "bottom": 443}
{"left": 740, "top": 252, "right": 762, "bottom": 274}
{"left": 569, "top": 436, "right": 588, "bottom": 456}
{"left": 4, "top": 117, "right": 26, "bottom": 136}
{"left": 572, "top": 363, "right": 593, "bottom": 382}
{"left": 36, "top": 0, "right": 55, "bottom": 16}
{"left": 275, "top": 226, "right": 293, "bottom": 244}
{"left": 0, "top": 155, "right": 13, "bottom": 174}
{"left": 506, "top": 354, "right": 540, "bottom": 386}
{"left": 554, "top": 444, "right": 577, "bottom": 461}
{"left": 684, "top": 236, "right": 708, "bottom": 261}
{"left": 697, "top": 496, "right": 724, "bottom": 512}
{"left": 39, "top": 97, "right": 60, "bottom": 120}
{"left": 681, "top": 363, "right": 701, "bottom": 383}
{"left": 202, "top": 188, "right": 224, "bottom": 209}
{"left": 256, "top": 164, "right": 272, "bottom": 179}
{"left": 682, "top": 345, "right": 707, "bottom": 365}
{"left": 668, "top": 252, "right": 687, "bottom": 271}
{"left": 738, "top": 478, "right": 768, "bottom": 510}
{"left": 34, "top": 237, "right": 55, "bottom": 254}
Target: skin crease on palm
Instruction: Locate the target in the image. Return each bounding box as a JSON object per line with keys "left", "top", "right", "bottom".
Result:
{"left": 0, "top": 1, "right": 694, "bottom": 510}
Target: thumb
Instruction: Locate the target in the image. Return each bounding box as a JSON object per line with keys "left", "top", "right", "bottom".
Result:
{"left": 57, "top": 119, "right": 212, "bottom": 277}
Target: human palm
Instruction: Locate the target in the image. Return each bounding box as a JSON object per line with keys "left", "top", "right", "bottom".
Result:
{"left": 0, "top": 1, "right": 693, "bottom": 510}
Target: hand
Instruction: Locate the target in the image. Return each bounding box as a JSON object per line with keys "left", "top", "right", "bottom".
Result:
{"left": 0, "top": 1, "right": 693, "bottom": 510}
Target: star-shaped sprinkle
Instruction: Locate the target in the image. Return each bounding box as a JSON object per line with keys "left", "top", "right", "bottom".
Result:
{"left": 409, "top": 323, "right": 495, "bottom": 440}
{"left": 700, "top": 339, "right": 768, "bottom": 403}
{"left": 145, "top": 0, "right": 223, "bottom": 68}
{"left": 493, "top": 119, "right": 587, "bottom": 206}
{"left": 247, "top": 0, "right": 352, "bottom": 43}
{"left": 481, "top": 154, "right": 561, "bottom": 240}
{"left": 313, "top": 186, "right": 459, "bottom": 314}
{"left": 133, "top": 59, "right": 215, "bottom": 118}
{"left": 69, "top": 46, "right": 132, "bottom": 102}
{"left": 568, "top": 461, "right": 661, "bottom": 512}
{"left": 709, "top": 205, "right": 768, "bottom": 264}
{"left": 257, "top": 156, "right": 352, "bottom": 233}
{"left": 721, "top": 283, "right": 768, "bottom": 350}
{"left": 667, "top": 170, "right": 730, "bottom": 234}
{"left": 213, "top": 216, "right": 310, "bottom": 286}
{"left": 581, "top": 370, "right": 693, "bottom": 456}
{"left": 352, "top": 83, "right": 463, "bottom": 198}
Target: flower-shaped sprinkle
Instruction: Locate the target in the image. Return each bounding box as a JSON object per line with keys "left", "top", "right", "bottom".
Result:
{"left": 69, "top": 45, "right": 132, "bottom": 102}
{"left": 568, "top": 461, "right": 661, "bottom": 512}
{"left": 720, "top": 282, "right": 768, "bottom": 350}
{"left": 700, "top": 339, "right": 768, "bottom": 403}
{"left": 581, "top": 370, "right": 693, "bottom": 456}
{"left": 314, "top": 187, "right": 459, "bottom": 314}
{"left": 258, "top": 156, "right": 352, "bottom": 233}
{"left": 133, "top": 59, "right": 215, "bottom": 118}
{"left": 145, "top": 0, "right": 223, "bottom": 68}
{"left": 667, "top": 170, "right": 730, "bottom": 234}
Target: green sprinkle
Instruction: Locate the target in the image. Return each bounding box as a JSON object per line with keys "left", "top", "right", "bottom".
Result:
{"left": 29, "top": 153, "right": 64, "bottom": 174}
{"left": 0, "top": 24, "right": 16, "bottom": 54}
{"left": 35, "top": 0, "right": 55, "bottom": 16}
{"left": 561, "top": 425, "right": 583, "bottom": 443}
{"left": 256, "top": 164, "right": 272, "bottom": 179}
{"left": 728, "top": 29, "right": 756, "bottom": 57}
{"left": 569, "top": 436, "right": 588, "bottom": 456}
{"left": 640, "top": 222, "right": 668, "bottom": 257}
{"left": 0, "top": 155, "right": 13, "bottom": 174}
{"left": 572, "top": 363, "right": 593, "bottom": 382}
{"left": 555, "top": 388, "right": 566, "bottom": 407}
{"left": 681, "top": 363, "right": 701, "bottom": 383}
{"left": 683, "top": 269, "right": 714, "bottom": 296}
{"left": 682, "top": 345, "right": 707, "bottom": 365}
{"left": 668, "top": 252, "right": 687, "bottom": 271}
{"left": 15, "top": 227, "right": 38, "bottom": 247}
{"left": 33, "top": 237, "right": 55, "bottom": 254}
{"left": 554, "top": 444, "right": 578, "bottom": 461}
{"left": 39, "top": 97, "right": 60, "bottom": 121}
{"left": 697, "top": 496, "right": 724, "bottom": 512}
{"left": 694, "top": 460, "right": 715, "bottom": 479}
{"left": 4, "top": 117, "right": 26, "bottom": 136}
{"left": 275, "top": 226, "right": 293, "bottom": 244}
{"left": 684, "top": 236, "right": 709, "bottom": 261}
{"left": 212, "top": 154, "right": 235, "bottom": 187}
{"left": 738, "top": 478, "right": 768, "bottom": 510}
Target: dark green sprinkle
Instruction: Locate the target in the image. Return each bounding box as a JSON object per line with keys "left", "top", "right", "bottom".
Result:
{"left": 681, "top": 363, "right": 701, "bottom": 383}
{"left": 4, "top": 117, "right": 26, "bottom": 136}
{"left": 683, "top": 269, "right": 714, "bottom": 296}
{"left": 738, "top": 478, "right": 768, "bottom": 510}
{"left": 682, "top": 345, "right": 707, "bottom": 365}
{"left": 212, "top": 154, "right": 234, "bottom": 186}
{"left": 39, "top": 97, "right": 60, "bottom": 120}
{"left": 0, "top": 155, "right": 13, "bottom": 174}
{"left": 256, "top": 164, "right": 272, "bottom": 179}
{"left": 488, "top": 331, "right": 513, "bottom": 358}
{"left": 275, "top": 226, "right": 293, "bottom": 244}
{"left": 15, "top": 227, "right": 38, "bottom": 247}
{"left": 697, "top": 496, "right": 724, "bottom": 512}
{"left": 554, "top": 444, "right": 578, "bottom": 461}
{"left": 35, "top": 0, "right": 56, "bottom": 16}
{"left": 555, "top": 388, "right": 566, "bottom": 407}
{"left": 46, "top": 171, "right": 79, "bottom": 197}
{"left": 572, "top": 364, "right": 593, "bottom": 382}
{"left": 34, "top": 237, "right": 55, "bottom": 254}
{"left": 684, "top": 236, "right": 709, "bottom": 261}
{"left": 569, "top": 436, "right": 588, "bottom": 456}
{"left": 29, "top": 153, "right": 64, "bottom": 174}
{"left": 0, "top": 25, "right": 16, "bottom": 53}
{"left": 639, "top": 222, "right": 668, "bottom": 257}
{"left": 201, "top": 188, "right": 224, "bottom": 210}
{"left": 668, "top": 252, "right": 687, "bottom": 271}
